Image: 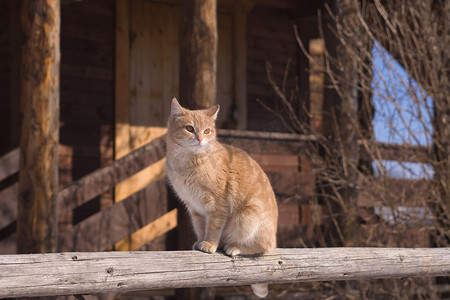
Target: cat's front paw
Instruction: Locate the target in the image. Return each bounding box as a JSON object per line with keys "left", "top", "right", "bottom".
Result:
{"left": 224, "top": 244, "right": 241, "bottom": 257}
{"left": 194, "top": 241, "right": 217, "bottom": 254}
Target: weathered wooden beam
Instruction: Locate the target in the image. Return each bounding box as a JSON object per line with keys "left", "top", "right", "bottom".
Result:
{"left": 57, "top": 134, "right": 166, "bottom": 210}
{"left": 0, "top": 183, "right": 18, "bottom": 229}
{"left": 0, "top": 148, "right": 19, "bottom": 182}
{"left": 359, "top": 140, "right": 432, "bottom": 164}
{"left": 59, "top": 178, "right": 168, "bottom": 252}
{"left": 17, "top": 0, "right": 60, "bottom": 254}
{"left": 0, "top": 248, "right": 449, "bottom": 298}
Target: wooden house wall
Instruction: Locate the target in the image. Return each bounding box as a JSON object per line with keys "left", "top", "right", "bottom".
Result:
{"left": 246, "top": 6, "right": 301, "bottom": 132}
{"left": 59, "top": 0, "right": 115, "bottom": 226}
{"left": 0, "top": 0, "right": 317, "bottom": 252}
{"left": 0, "top": 1, "right": 11, "bottom": 156}
{"left": 0, "top": 1, "right": 19, "bottom": 157}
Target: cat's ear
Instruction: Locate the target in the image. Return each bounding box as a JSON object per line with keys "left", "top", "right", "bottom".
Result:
{"left": 208, "top": 104, "right": 220, "bottom": 121}
{"left": 171, "top": 97, "right": 184, "bottom": 117}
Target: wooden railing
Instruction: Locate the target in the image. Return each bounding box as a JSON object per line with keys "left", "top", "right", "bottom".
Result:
{"left": 0, "top": 129, "right": 434, "bottom": 252}
{"left": 1, "top": 247, "right": 449, "bottom": 298}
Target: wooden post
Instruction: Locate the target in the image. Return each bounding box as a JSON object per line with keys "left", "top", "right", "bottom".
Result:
{"left": 16, "top": 0, "right": 60, "bottom": 254}
{"left": 179, "top": 0, "right": 217, "bottom": 110}
{"left": 178, "top": 0, "right": 217, "bottom": 298}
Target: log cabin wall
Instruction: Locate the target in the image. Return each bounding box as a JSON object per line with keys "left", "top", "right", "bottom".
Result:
{"left": 0, "top": 0, "right": 318, "bottom": 253}
{"left": 0, "top": 1, "right": 12, "bottom": 156}
{"left": 0, "top": 1, "right": 20, "bottom": 157}
{"left": 59, "top": 0, "right": 115, "bottom": 228}
{"left": 246, "top": 5, "right": 301, "bottom": 132}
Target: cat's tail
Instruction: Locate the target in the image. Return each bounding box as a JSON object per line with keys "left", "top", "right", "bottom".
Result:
{"left": 251, "top": 283, "right": 269, "bottom": 298}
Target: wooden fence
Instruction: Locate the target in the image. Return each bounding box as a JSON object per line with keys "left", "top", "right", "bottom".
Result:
{"left": 0, "top": 129, "right": 434, "bottom": 253}
{"left": 1, "top": 248, "right": 449, "bottom": 298}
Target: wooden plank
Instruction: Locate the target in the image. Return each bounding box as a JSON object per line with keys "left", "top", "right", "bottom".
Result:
{"left": 218, "top": 129, "right": 317, "bottom": 142}
{"left": 114, "top": 158, "right": 167, "bottom": 202}
{"left": 218, "top": 129, "right": 315, "bottom": 156}
{"left": 0, "top": 148, "right": 19, "bottom": 182}
{"left": 309, "top": 38, "right": 325, "bottom": 133}
{"left": 359, "top": 141, "right": 431, "bottom": 163}
{"left": 268, "top": 171, "right": 315, "bottom": 200}
{"left": 357, "top": 177, "right": 431, "bottom": 207}
{"left": 0, "top": 248, "right": 449, "bottom": 298}
{"left": 0, "top": 233, "right": 16, "bottom": 255}
{"left": 115, "top": 0, "right": 130, "bottom": 160}
{"left": 115, "top": 208, "right": 178, "bottom": 251}
{"left": 59, "top": 178, "right": 168, "bottom": 252}
{"left": 277, "top": 203, "right": 300, "bottom": 227}
{"left": 250, "top": 153, "right": 298, "bottom": 172}
{"left": 0, "top": 182, "right": 18, "bottom": 229}
{"left": 58, "top": 134, "right": 166, "bottom": 210}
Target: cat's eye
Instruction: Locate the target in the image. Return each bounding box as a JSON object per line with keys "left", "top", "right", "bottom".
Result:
{"left": 185, "top": 125, "right": 194, "bottom": 132}
{"left": 203, "top": 128, "right": 211, "bottom": 134}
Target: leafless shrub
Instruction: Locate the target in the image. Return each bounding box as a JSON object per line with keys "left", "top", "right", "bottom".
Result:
{"left": 263, "top": 0, "right": 449, "bottom": 298}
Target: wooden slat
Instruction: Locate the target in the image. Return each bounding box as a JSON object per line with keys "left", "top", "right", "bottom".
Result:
{"left": 59, "top": 178, "right": 168, "bottom": 252}
{"left": 219, "top": 130, "right": 313, "bottom": 156}
{"left": 359, "top": 141, "right": 431, "bottom": 163}
{"left": 1, "top": 248, "right": 449, "bottom": 298}
{"left": 115, "top": 208, "right": 178, "bottom": 251}
{"left": 0, "top": 182, "right": 18, "bottom": 229}
{"left": 114, "top": 158, "right": 167, "bottom": 203}
{"left": 309, "top": 38, "right": 325, "bottom": 133}
{"left": 357, "top": 176, "right": 431, "bottom": 207}
{"left": 115, "top": 0, "right": 130, "bottom": 160}
{"left": 250, "top": 153, "right": 298, "bottom": 172}
{"left": 58, "top": 134, "right": 166, "bottom": 210}
{"left": 268, "top": 171, "right": 315, "bottom": 200}
{"left": 0, "top": 148, "right": 19, "bottom": 182}
{"left": 219, "top": 129, "right": 317, "bottom": 142}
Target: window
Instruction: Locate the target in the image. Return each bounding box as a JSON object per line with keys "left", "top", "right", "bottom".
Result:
{"left": 371, "top": 41, "right": 433, "bottom": 180}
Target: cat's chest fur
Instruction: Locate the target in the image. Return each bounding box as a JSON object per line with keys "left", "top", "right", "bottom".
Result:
{"left": 166, "top": 152, "right": 219, "bottom": 216}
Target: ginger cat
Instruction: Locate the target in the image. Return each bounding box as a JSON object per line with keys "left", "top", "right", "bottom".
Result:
{"left": 166, "top": 98, "right": 278, "bottom": 298}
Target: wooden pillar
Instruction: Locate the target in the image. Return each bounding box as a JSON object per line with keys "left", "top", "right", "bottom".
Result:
{"left": 177, "top": 0, "right": 217, "bottom": 299}
{"left": 179, "top": 0, "right": 217, "bottom": 110}
{"left": 177, "top": 0, "right": 217, "bottom": 251}
{"left": 16, "top": 0, "right": 60, "bottom": 254}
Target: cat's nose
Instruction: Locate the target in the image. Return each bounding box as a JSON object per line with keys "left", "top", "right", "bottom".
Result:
{"left": 197, "top": 137, "right": 203, "bottom": 143}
